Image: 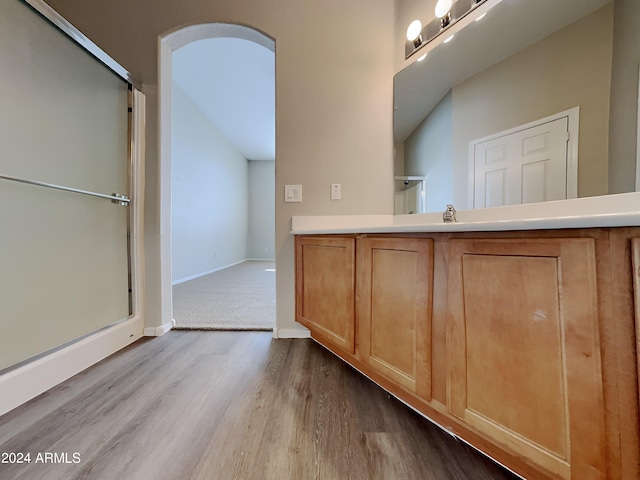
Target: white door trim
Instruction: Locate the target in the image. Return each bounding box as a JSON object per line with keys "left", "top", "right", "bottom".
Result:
{"left": 467, "top": 107, "right": 580, "bottom": 209}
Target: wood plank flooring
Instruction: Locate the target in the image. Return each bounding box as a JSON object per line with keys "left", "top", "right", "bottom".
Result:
{"left": 0, "top": 331, "right": 519, "bottom": 480}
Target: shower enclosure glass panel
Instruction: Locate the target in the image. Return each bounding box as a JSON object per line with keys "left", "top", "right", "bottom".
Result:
{"left": 0, "top": 0, "right": 130, "bottom": 371}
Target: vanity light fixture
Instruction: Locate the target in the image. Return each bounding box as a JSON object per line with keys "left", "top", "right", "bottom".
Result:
{"left": 406, "top": 19, "right": 423, "bottom": 48}
{"left": 404, "top": 0, "right": 489, "bottom": 60}
{"left": 435, "top": 0, "right": 453, "bottom": 28}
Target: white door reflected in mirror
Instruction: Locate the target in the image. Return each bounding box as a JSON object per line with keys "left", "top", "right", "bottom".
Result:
{"left": 469, "top": 108, "right": 578, "bottom": 209}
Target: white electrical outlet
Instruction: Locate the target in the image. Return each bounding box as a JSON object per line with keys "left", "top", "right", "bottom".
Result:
{"left": 331, "top": 183, "right": 341, "bottom": 200}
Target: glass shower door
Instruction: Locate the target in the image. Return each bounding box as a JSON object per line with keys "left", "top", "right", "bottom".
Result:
{"left": 0, "top": 0, "right": 131, "bottom": 371}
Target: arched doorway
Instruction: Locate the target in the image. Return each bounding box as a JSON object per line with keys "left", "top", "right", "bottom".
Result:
{"left": 159, "top": 24, "right": 275, "bottom": 332}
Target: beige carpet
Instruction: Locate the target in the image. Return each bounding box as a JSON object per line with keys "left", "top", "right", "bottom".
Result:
{"left": 172, "top": 260, "right": 275, "bottom": 330}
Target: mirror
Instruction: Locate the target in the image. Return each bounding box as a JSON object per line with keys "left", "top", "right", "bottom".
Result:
{"left": 394, "top": 176, "right": 426, "bottom": 214}
{"left": 394, "top": 0, "right": 639, "bottom": 214}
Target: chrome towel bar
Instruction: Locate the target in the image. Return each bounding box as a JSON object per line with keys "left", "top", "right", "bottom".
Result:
{"left": 0, "top": 173, "right": 130, "bottom": 206}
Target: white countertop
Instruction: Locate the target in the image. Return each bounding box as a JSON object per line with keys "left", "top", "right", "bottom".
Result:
{"left": 291, "top": 192, "right": 640, "bottom": 234}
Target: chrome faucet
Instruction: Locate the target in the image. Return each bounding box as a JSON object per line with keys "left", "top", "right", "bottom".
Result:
{"left": 443, "top": 204, "right": 457, "bottom": 223}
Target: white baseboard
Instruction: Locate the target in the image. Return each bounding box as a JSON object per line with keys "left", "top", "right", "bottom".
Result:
{"left": 171, "top": 260, "right": 247, "bottom": 285}
{"left": 0, "top": 315, "right": 143, "bottom": 417}
{"left": 172, "top": 258, "right": 277, "bottom": 285}
{"left": 144, "top": 319, "right": 175, "bottom": 337}
{"left": 272, "top": 327, "right": 311, "bottom": 339}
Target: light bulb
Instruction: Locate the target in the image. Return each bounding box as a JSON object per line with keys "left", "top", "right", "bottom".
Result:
{"left": 406, "top": 20, "right": 422, "bottom": 42}
{"left": 435, "top": 0, "right": 453, "bottom": 19}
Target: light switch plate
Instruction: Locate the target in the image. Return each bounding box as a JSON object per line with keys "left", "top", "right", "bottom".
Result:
{"left": 284, "top": 184, "right": 302, "bottom": 203}
{"left": 331, "top": 183, "right": 341, "bottom": 200}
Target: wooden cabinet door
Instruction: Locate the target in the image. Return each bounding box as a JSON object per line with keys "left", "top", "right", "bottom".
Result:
{"left": 359, "top": 237, "right": 433, "bottom": 399}
{"left": 633, "top": 238, "right": 640, "bottom": 408}
{"left": 295, "top": 236, "right": 355, "bottom": 353}
{"left": 448, "top": 239, "right": 605, "bottom": 480}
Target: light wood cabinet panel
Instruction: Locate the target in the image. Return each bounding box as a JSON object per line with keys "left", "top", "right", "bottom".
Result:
{"left": 358, "top": 237, "right": 434, "bottom": 399}
{"left": 448, "top": 239, "right": 605, "bottom": 480}
{"left": 603, "top": 229, "right": 640, "bottom": 480}
{"left": 294, "top": 229, "right": 640, "bottom": 480}
{"left": 295, "top": 236, "right": 356, "bottom": 353}
{"left": 633, "top": 238, "right": 640, "bottom": 408}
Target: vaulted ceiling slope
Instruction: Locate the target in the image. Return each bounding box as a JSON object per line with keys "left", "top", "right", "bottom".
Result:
{"left": 173, "top": 37, "right": 275, "bottom": 161}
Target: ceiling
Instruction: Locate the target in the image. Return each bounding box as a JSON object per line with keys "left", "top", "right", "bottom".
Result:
{"left": 173, "top": 37, "right": 275, "bottom": 161}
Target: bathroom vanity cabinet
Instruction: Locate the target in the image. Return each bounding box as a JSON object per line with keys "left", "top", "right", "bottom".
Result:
{"left": 358, "top": 237, "right": 434, "bottom": 398}
{"left": 294, "top": 227, "right": 640, "bottom": 480}
{"left": 295, "top": 236, "right": 356, "bottom": 354}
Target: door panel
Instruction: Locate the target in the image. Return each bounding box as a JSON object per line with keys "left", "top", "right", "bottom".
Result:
{"left": 632, "top": 238, "right": 640, "bottom": 406}
{"left": 485, "top": 168, "right": 508, "bottom": 208}
{"left": 463, "top": 254, "right": 567, "bottom": 458}
{"left": 360, "top": 237, "right": 433, "bottom": 399}
{"left": 472, "top": 117, "right": 569, "bottom": 208}
{"left": 295, "top": 236, "right": 355, "bottom": 353}
{"left": 521, "top": 160, "right": 547, "bottom": 202}
{"left": 448, "top": 239, "right": 605, "bottom": 480}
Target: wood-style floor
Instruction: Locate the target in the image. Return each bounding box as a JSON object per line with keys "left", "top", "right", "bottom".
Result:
{"left": 0, "top": 331, "right": 519, "bottom": 480}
